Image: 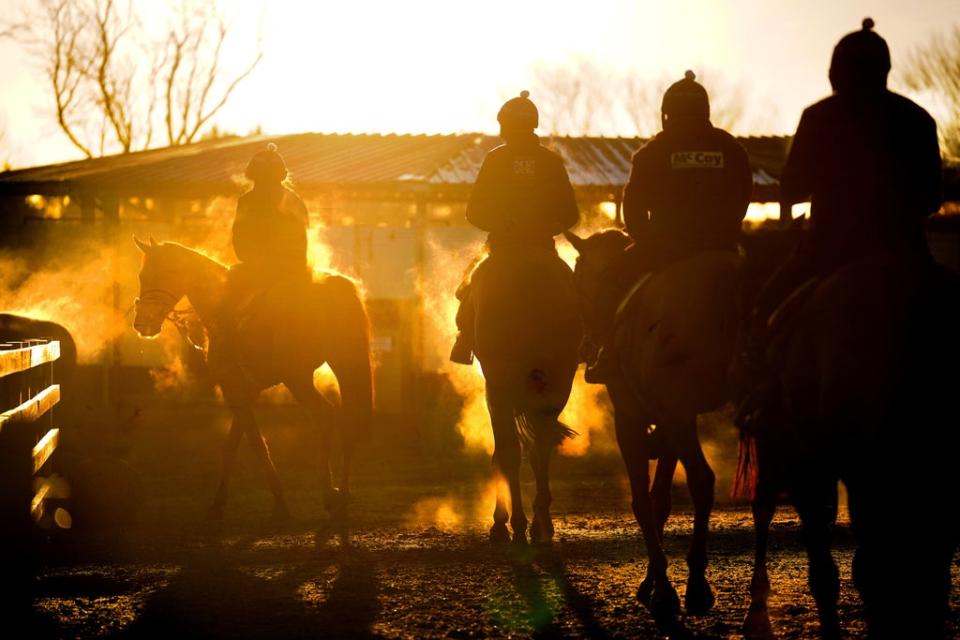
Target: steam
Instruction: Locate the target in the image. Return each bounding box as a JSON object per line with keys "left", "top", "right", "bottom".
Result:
{"left": 0, "top": 245, "right": 129, "bottom": 362}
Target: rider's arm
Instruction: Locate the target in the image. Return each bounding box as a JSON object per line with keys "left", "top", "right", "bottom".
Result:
{"left": 548, "top": 156, "right": 580, "bottom": 234}
{"left": 780, "top": 109, "right": 817, "bottom": 222}
{"left": 466, "top": 155, "right": 499, "bottom": 233}
{"left": 916, "top": 112, "right": 943, "bottom": 219}
{"left": 732, "top": 139, "right": 753, "bottom": 225}
{"left": 622, "top": 148, "right": 654, "bottom": 239}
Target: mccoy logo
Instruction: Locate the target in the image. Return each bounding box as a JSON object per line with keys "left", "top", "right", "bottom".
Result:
{"left": 670, "top": 151, "right": 725, "bottom": 169}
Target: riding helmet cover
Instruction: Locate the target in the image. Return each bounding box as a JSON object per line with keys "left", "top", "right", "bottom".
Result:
{"left": 246, "top": 143, "right": 288, "bottom": 184}
{"left": 829, "top": 18, "right": 890, "bottom": 93}
{"left": 662, "top": 70, "right": 710, "bottom": 122}
{"left": 498, "top": 91, "right": 539, "bottom": 131}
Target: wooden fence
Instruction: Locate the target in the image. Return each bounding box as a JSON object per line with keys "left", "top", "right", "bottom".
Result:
{"left": 0, "top": 339, "right": 63, "bottom": 595}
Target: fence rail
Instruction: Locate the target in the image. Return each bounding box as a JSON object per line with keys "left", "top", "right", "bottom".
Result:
{"left": 0, "top": 338, "right": 62, "bottom": 535}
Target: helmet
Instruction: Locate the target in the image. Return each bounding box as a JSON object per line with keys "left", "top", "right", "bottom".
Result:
{"left": 497, "top": 90, "right": 539, "bottom": 131}
{"left": 662, "top": 70, "right": 710, "bottom": 123}
{"left": 245, "top": 142, "right": 287, "bottom": 184}
{"left": 829, "top": 18, "right": 890, "bottom": 93}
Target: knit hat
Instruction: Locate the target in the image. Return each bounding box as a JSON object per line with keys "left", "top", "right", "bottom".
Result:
{"left": 829, "top": 18, "right": 891, "bottom": 93}
{"left": 497, "top": 90, "right": 539, "bottom": 130}
{"left": 662, "top": 70, "right": 710, "bottom": 122}
{"left": 245, "top": 143, "right": 287, "bottom": 183}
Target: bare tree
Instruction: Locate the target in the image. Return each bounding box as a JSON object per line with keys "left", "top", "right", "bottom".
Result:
{"left": 901, "top": 25, "right": 960, "bottom": 162}
{"left": 530, "top": 58, "right": 752, "bottom": 138}
{"left": 530, "top": 58, "right": 615, "bottom": 136}
{"left": 11, "top": 0, "right": 262, "bottom": 158}
{"left": 621, "top": 71, "right": 749, "bottom": 137}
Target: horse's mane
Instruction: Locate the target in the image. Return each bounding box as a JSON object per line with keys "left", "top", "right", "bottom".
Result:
{"left": 155, "top": 241, "right": 230, "bottom": 273}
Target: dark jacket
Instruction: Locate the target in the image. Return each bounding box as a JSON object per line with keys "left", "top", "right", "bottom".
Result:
{"left": 623, "top": 125, "right": 752, "bottom": 255}
{"left": 782, "top": 90, "right": 941, "bottom": 255}
{"left": 466, "top": 137, "right": 579, "bottom": 244}
{"left": 233, "top": 185, "right": 309, "bottom": 272}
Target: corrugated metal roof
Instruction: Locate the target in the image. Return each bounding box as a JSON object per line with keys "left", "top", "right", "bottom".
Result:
{"left": 0, "top": 132, "right": 795, "bottom": 199}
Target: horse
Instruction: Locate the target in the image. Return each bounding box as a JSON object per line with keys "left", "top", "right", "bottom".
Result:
{"left": 132, "top": 238, "right": 373, "bottom": 525}
{"left": 464, "top": 246, "right": 582, "bottom": 545}
{"left": 564, "top": 228, "right": 741, "bottom": 618}
{"left": 741, "top": 251, "right": 960, "bottom": 639}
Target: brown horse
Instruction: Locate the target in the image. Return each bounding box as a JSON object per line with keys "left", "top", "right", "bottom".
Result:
{"left": 132, "top": 238, "right": 373, "bottom": 525}
{"left": 466, "top": 248, "right": 582, "bottom": 545}
{"left": 743, "top": 253, "right": 960, "bottom": 639}
{"left": 565, "top": 229, "right": 741, "bottom": 618}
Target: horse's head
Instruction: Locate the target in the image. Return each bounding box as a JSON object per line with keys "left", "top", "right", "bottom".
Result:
{"left": 133, "top": 236, "right": 185, "bottom": 337}
{"left": 564, "top": 228, "right": 631, "bottom": 298}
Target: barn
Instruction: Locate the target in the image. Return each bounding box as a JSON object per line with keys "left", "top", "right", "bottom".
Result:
{"left": 0, "top": 132, "right": 956, "bottom": 412}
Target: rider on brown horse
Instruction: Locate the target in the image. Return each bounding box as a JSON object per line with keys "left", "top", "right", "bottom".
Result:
{"left": 585, "top": 71, "right": 752, "bottom": 382}
{"left": 750, "top": 18, "right": 942, "bottom": 336}
{"left": 449, "top": 91, "right": 580, "bottom": 365}
{"left": 739, "top": 19, "right": 944, "bottom": 425}
{"left": 222, "top": 143, "right": 311, "bottom": 365}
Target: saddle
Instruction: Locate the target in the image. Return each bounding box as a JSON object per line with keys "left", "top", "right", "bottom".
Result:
{"left": 222, "top": 264, "right": 314, "bottom": 385}
{"left": 612, "top": 251, "right": 742, "bottom": 422}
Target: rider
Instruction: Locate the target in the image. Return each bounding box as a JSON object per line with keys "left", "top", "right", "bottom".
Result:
{"left": 449, "top": 91, "right": 580, "bottom": 364}
{"left": 223, "top": 143, "right": 310, "bottom": 344}
{"left": 750, "top": 18, "right": 942, "bottom": 331}
{"left": 585, "top": 71, "right": 752, "bottom": 382}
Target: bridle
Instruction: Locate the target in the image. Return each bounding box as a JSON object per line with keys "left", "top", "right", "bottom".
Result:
{"left": 136, "top": 287, "right": 207, "bottom": 353}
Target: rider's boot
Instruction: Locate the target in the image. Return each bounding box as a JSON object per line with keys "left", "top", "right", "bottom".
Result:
{"left": 449, "top": 332, "right": 475, "bottom": 365}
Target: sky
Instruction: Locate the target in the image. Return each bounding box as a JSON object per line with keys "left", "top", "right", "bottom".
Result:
{"left": 0, "top": 0, "right": 957, "bottom": 168}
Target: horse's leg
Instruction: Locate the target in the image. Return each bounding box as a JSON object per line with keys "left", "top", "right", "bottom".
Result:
{"left": 285, "top": 377, "right": 341, "bottom": 520}
{"left": 794, "top": 478, "right": 840, "bottom": 639}
{"left": 487, "top": 386, "right": 526, "bottom": 545}
{"left": 664, "top": 417, "right": 716, "bottom": 615}
{"left": 227, "top": 387, "right": 289, "bottom": 520}
{"left": 743, "top": 458, "right": 778, "bottom": 638}
{"left": 652, "top": 452, "right": 678, "bottom": 539}
{"left": 529, "top": 416, "right": 556, "bottom": 545}
{"left": 638, "top": 451, "right": 679, "bottom": 602}
{"left": 609, "top": 389, "right": 678, "bottom": 616}
{"left": 207, "top": 414, "right": 244, "bottom": 520}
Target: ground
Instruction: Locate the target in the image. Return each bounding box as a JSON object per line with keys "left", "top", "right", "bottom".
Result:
{"left": 26, "top": 402, "right": 960, "bottom": 639}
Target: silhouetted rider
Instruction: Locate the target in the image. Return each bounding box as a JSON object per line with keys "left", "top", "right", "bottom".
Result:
{"left": 223, "top": 143, "right": 310, "bottom": 340}
{"left": 752, "top": 18, "right": 942, "bottom": 324}
{"left": 450, "top": 91, "right": 580, "bottom": 364}
{"left": 585, "top": 71, "right": 751, "bottom": 382}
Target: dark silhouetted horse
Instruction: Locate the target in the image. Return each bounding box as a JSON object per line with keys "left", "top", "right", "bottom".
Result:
{"left": 565, "top": 228, "right": 740, "bottom": 618}
{"left": 466, "top": 249, "right": 582, "bottom": 545}
{"left": 132, "top": 239, "right": 373, "bottom": 526}
{"left": 742, "top": 252, "right": 960, "bottom": 639}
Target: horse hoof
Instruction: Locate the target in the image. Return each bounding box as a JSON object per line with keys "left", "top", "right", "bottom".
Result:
{"left": 685, "top": 574, "right": 715, "bottom": 615}
{"left": 530, "top": 518, "right": 554, "bottom": 546}
{"left": 742, "top": 605, "right": 774, "bottom": 640}
{"left": 650, "top": 582, "right": 681, "bottom": 618}
{"left": 489, "top": 523, "right": 510, "bottom": 545}
{"left": 636, "top": 575, "right": 655, "bottom": 606}
{"left": 512, "top": 530, "right": 528, "bottom": 546}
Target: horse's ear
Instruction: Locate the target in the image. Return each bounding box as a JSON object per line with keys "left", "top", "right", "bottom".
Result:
{"left": 133, "top": 235, "right": 151, "bottom": 253}
{"left": 563, "top": 231, "right": 585, "bottom": 254}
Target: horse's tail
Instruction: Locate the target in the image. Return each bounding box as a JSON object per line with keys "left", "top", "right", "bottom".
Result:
{"left": 515, "top": 411, "right": 577, "bottom": 448}
{"left": 320, "top": 275, "right": 374, "bottom": 442}
{"left": 731, "top": 434, "right": 759, "bottom": 501}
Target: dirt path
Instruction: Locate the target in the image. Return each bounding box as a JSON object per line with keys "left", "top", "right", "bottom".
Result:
{"left": 31, "top": 405, "right": 959, "bottom": 638}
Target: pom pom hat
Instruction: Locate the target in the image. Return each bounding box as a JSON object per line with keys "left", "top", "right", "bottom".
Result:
{"left": 245, "top": 142, "right": 287, "bottom": 184}
{"left": 497, "top": 90, "right": 539, "bottom": 131}
{"left": 661, "top": 70, "right": 710, "bottom": 122}
{"left": 829, "top": 18, "right": 891, "bottom": 93}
